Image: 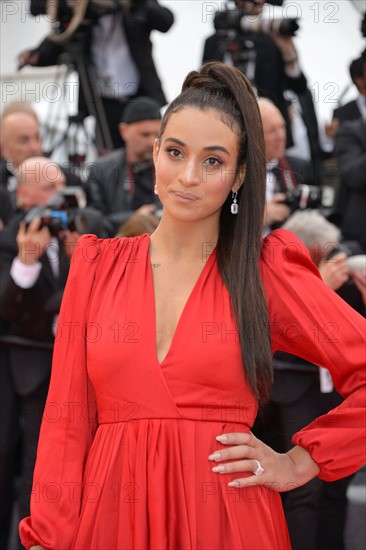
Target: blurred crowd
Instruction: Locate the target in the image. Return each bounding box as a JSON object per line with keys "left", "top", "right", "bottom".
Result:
{"left": 0, "top": 1, "right": 365, "bottom": 549}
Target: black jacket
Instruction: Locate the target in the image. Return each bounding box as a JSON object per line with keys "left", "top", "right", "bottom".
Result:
{"left": 203, "top": 25, "right": 307, "bottom": 147}
{"left": 0, "top": 213, "right": 70, "bottom": 394}
{"left": 29, "top": 0, "right": 174, "bottom": 106}
{"left": 85, "top": 148, "right": 161, "bottom": 236}
{"left": 334, "top": 99, "right": 363, "bottom": 123}
{"left": 334, "top": 119, "right": 366, "bottom": 251}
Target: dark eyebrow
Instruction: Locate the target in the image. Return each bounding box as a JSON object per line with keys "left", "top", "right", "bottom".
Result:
{"left": 164, "top": 137, "right": 230, "bottom": 156}
{"left": 203, "top": 145, "right": 230, "bottom": 155}
{"left": 164, "top": 137, "right": 186, "bottom": 146}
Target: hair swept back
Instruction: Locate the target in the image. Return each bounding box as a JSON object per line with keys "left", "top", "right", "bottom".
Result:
{"left": 158, "top": 61, "right": 272, "bottom": 403}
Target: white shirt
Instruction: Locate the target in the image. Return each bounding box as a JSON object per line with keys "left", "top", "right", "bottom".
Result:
{"left": 265, "top": 159, "right": 280, "bottom": 202}
{"left": 10, "top": 238, "right": 59, "bottom": 288}
{"left": 91, "top": 13, "right": 140, "bottom": 99}
{"left": 285, "top": 91, "right": 312, "bottom": 161}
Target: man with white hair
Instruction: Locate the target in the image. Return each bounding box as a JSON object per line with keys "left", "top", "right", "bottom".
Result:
{"left": 258, "top": 98, "right": 315, "bottom": 231}
{"left": 0, "top": 109, "right": 83, "bottom": 225}
{"left": 0, "top": 112, "right": 43, "bottom": 212}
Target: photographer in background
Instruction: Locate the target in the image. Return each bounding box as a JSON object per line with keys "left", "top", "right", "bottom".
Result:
{"left": 203, "top": 0, "right": 307, "bottom": 147}
{"left": 0, "top": 107, "right": 84, "bottom": 222}
{"left": 258, "top": 98, "right": 316, "bottom": 232}
{"left": 0, "top": 157, "right": 101, "bottom": 549}
{"left": 18, "top": 0, "right": 174, "bottom": 150}
{"left": 85, "top": 96, "right": 162, "bottom": 237}
{"left": 254, "top": 209, "right": 365, "bottom": 550}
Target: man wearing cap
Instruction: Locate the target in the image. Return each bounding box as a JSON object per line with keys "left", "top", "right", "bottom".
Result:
{"left": 85, "top": 96, "right": 162, "bottom": 236}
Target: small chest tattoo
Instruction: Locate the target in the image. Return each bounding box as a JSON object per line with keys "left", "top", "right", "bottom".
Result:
{"left": 152, "top": 263, "right": 162, "bottom": 269}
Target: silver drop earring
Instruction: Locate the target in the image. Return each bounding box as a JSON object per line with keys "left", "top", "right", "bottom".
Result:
{"left": 154, "top": 184, "right": 158, "bottom": 195}
{"left": 231, "top": 192, "right": 238, "bottom": 214}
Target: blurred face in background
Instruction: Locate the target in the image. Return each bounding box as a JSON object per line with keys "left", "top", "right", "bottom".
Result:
{"left": 259, "top": 101, "right": 287, "bottom": 162}
{"left": 0, "top": 113, "right": 42, "bottom": 167}
{"left": 235, "top": 0, "right": 265, "bottom": 15}
{"left": 16, "top": 157, "right": 65, "bottom": 210}
{"left": 119, "top": 119, "right": 161, "bottom": 163}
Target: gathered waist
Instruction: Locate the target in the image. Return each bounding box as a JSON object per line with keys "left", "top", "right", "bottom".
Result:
{"left": 97, "top": 415, "right": 252, "bottom": 431}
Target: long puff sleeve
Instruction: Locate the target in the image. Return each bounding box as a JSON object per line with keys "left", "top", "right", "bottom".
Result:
{"left": 19, "top": 235, "right": 101, "bottom": 549}
{"left": 260, "top": 229, "right": 366, "bottom": 482}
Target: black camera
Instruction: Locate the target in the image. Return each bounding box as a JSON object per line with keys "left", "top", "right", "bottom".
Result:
{"left": 214, "top": 5, "right": 299, "bottom": 38}
{"left": 240, "top": 16, "right": 299, "bottom": 37}
{"left": 23, "top": 187, "right": 92, "bottom": 237}
{"left": 283, "top": 185, "right": 335, "bottom": 213}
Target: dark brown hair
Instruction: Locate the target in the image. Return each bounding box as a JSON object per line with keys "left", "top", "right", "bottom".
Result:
{"left": 159, "top": 61, "right": 272, "bottom": 403}
{"left": 115, "top": 213, "right": 160, "bottom": 238}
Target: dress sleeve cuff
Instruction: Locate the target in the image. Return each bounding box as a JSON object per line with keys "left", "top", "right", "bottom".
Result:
{"left": 10, "top": 257, "right": 42, "bottom": 288}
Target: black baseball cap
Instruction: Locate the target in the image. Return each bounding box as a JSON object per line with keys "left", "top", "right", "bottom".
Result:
{"left": 121, "top": 96, "right": 162, "bottom": 124}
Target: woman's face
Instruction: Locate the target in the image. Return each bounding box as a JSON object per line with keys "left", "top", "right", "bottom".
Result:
{"left": 153, "top": 107, "right": 244, "bottom": 224}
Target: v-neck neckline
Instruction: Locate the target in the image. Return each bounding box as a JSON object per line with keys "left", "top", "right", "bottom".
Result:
{"left": 146, "top": 237, "right": 217, "bottom": 367}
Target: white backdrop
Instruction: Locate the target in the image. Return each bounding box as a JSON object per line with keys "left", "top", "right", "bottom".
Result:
{"left": 1, "top": 0, "right": 365, "bottom": 127}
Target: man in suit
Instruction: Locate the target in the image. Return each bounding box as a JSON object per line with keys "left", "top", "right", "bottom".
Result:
{"left": 334, "top": 57, "right": 366, "bottom": 123}
{"left": 19, "top": 0, "right": 174, "bottom": 149}
{"left": 258, "top": 98, "right": 315, "bottom": 231}
{"left": 203, "top": 0, "right": 308, "bottom": 147}
{"left": 325, "top": 56, "right": 366, "bottom": 141}
{"left": 334, "top": 118, "right": 366, "bottom": 252}
{"left": 0, "top": 157, "right": 77, "bottom": 549}
{"left": 85, "top": 96, "right": 162, "bottom": 236}
{"left": 285, "top": 87, "right": 325, "bottom": 184}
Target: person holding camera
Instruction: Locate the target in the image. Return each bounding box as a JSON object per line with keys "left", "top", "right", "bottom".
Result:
{"left": 258, "top": 98, "right": 315, "bottom": 231}
{"left": 203, "top": 0, "right": 308, "bottom": 148}
{"left": 85, "top": 96, "right": 163, "bottom": 236}
{"left": 0, "top": 107, "right": 84, "bottom": 223}
{"left": 0, "top": 156, "right": 102, "bottom": 549}
{"left": 18, "top": 0, "right": 174, "bottom": 150}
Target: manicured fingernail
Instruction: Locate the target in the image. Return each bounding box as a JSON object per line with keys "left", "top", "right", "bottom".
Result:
{"left": 228, "top": 481, "right": 240, "bottom": 488}
{"left": 212, "top": 464, "right": 226, "bottom": 473}
{"left": 208, "top": 452, "right": 221, "bottom": 461}
{"left": 216, "top": 434, "right": 228, "bottom": 442}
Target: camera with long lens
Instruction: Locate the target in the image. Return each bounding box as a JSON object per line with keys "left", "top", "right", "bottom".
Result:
{"left": 214, "top": 1, "right": 299, "bottom": 38}
{"left": 283, "top": 185, "right": 335, "bottom": 213}
{"left": 23, "top": 187, "right": 98, "bottom": 237}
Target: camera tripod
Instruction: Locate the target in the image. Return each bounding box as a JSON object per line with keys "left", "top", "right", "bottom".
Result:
{"left": 42, "top": 26, "right": 114, "bottom": 164}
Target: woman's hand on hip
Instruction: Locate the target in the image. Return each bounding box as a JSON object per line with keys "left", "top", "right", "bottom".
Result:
{"left": 208, "top": 431, "right": 320, "bottom": 492}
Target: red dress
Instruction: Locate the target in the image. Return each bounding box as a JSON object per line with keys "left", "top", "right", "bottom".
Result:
{"left": 20, "top": 230, "right": 366, "bottom": 549}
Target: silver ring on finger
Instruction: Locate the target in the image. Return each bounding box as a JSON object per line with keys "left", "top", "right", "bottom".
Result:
{"left": 252, "top": 459, "right": 264, "bottom": 476}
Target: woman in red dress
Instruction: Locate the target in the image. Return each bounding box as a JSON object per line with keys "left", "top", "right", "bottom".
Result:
{"left": 20, "top": 62, "right": 365, "bottom": 550}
